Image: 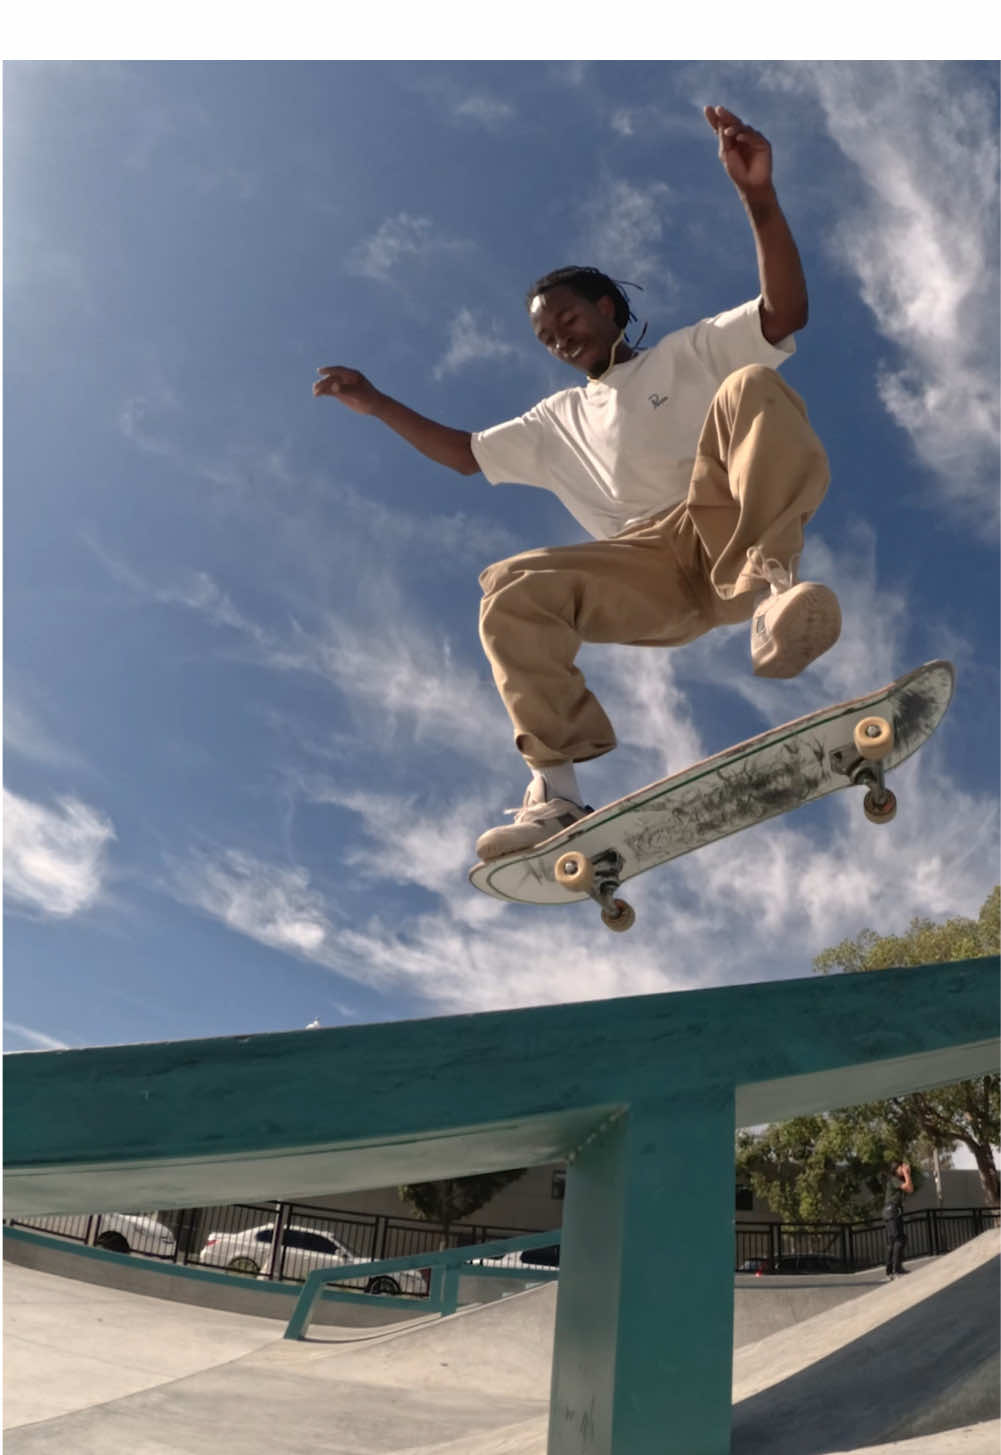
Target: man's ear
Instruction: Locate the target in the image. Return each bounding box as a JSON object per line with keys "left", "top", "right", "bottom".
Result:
{"left": 596, "top": 294, "right": 617, "bottom": 321}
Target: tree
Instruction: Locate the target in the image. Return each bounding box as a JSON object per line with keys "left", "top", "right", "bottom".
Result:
{"left": 398, "top": 1170, "right": 528, "bottom": 1249}
{"left": 737, "top": 1110, "right": 922, "bottom": 1223}
{"left": 813, "top": 885, "right": 999, "bottom": 977}
{"left": 738, "top": 888, "right": 1000, "bottom": 1218}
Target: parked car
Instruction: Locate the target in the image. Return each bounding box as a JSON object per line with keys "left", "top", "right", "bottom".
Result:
{"left": 737, "top": 1256, "right": 773, "bottom": 1276}
{"left": 520, "top": 1244, "right": 560, "bottom": 1268}
{"left": 772, "top": 1254, "right": 847, "bottom": 1274}
{"left": 196, "top": 1222, "right": 427, "bottom": 1296}
{"left": 475, "top": 1241, "right": 560, "bottom": 1270}
{"left": 93, "top": 1213, "right": 177, "bottom": 1258}
{"left": 739, "top": 1253, "right": 847, "bottom": 1275}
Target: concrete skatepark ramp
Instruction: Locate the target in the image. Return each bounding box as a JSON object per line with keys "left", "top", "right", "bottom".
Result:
{"left": 731, "top": 1228, "right": 999, "bottom": 1453}
{"left": 5, "top": 955, "right": 998, "bottom": 1452}
{"left": 4, "top": 1230, "right": 998, "bottom": 1454}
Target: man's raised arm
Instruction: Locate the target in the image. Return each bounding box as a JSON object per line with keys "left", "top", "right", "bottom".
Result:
{"left": 704, "top": 105, "right": 808, "bottom": 344}
{"left": 313, "top": 366, "right": 480, "bottom": 476}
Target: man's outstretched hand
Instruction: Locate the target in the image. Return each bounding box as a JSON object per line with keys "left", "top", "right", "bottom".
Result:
{"left": 313, "top": 366, "right": 382, "bottom": 415}
{"left": 704, "top": 106, "right": 773, "bottom": 196}
{"left": 312, "top": 365, "right": 479, "bottom": 474}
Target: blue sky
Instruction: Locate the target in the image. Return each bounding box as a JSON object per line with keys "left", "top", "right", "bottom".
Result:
{"left": 3, "top": 59, "right": 999, "bottom": 1061}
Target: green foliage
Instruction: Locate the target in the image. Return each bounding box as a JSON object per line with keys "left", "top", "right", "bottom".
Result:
{"left": 398, "top": 1170, "right": 528, "bottom": 1245}
{"left": 739, "top": 888, "right": 1000, "bottom": 1219}
{"left": 737, "top": 1108, "right": 917, "bottom": 1222}
{"left": 813, "top": 885, "right": 999, "bottom": 975}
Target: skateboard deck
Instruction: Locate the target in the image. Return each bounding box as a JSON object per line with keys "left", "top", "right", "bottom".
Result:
{"left": 469, "top": 660, "right": 955, "bottom": 932}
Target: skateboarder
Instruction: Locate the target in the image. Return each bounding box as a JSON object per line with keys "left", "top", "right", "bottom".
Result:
{"left": 315, "top": 105, "right": 841, "bottom": 861}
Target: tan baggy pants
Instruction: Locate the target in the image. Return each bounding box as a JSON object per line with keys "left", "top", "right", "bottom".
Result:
{"left": 478, "top": 365, "right": 831, "bottom": 768}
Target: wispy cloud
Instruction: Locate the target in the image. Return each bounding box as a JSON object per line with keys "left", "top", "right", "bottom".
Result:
{"left": 121, "top": 92, "right": 258, "bottom": 201}
{"left": 296, "top": 780, "right": 501, "bottom": 900}
{"left": 85, "top": 540, "right": 511, "bottom": 770}
{"left": 111, "top": 389, "right": 521, "bottom": 584}
{"left": 453, "top": 95, "right": 516, "bottom": 130}
{"left": 163, "top": 834, "right": 690, "bottom": 1007}
{"left": 3, "top": 694, "right": 91, "bottom": 775}
{"left": 578, "top": 179, "right": 680, "bottom": 308}
{"left": 347, "top": 212, "right": 473, "bottom": 284}
{"left": 168, "top": 848, "right": 337, "bottom": 961}
{"left": 608, "top": 103, "right": 703, "bottom": 144}
{"left": 433, "top": 307, "right": 521, "bottom": 380}
{"left": 784, "top": 61, "right": 999, "bottom": 526}
{"left": 549, "top": 62, "right": 590, "bottom": 88}
{"left": 83, "top": 536, "right": 276, "bottom": 651}
{"left": 275, "top": 617, "right": 510, "bottom": 765}
{"left": 5, "top": 222, "right": 96, "bottom": 316}
{"left": 118, "top": 384, "right": 182, "bottom": 457}
{"left": 327, "top": 488, "right": 522, "bottom": 571}
{"left": 122, "top": 95, "right": 207, "bottom": 173}
{"left": 3, "top": 789, "right": 116, "bottom": 919}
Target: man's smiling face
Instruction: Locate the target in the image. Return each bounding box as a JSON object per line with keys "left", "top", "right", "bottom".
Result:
{"left": 528, "top": 284, "right": 628, "bottom": 378}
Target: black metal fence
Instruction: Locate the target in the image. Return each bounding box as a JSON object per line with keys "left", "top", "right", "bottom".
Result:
{"left": 10, "top": 1211, "right": 179, "bottom": 1261}
{"left": 7, "top": 1198, "right": 560, "bottom": 1294}
{"left": 11, "top": 1200, "right": 998, "bottom": 1283}
{"left": 735, "top": 1205, "right": 1000, "bottom": 1273}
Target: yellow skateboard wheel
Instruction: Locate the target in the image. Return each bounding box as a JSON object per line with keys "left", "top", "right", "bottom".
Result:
{"left": 854, "top": 715, "right": 894, "bottom": 761}
{"left": 554, "top": 852, "right": 594, "bottom": 893}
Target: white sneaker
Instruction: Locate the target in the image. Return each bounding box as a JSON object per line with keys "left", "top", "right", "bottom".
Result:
{"left": 747, "top": 549, "right": 841, "bottom": 678}
{"left": 475, "top": 779, "right": 591, "bottom": 862}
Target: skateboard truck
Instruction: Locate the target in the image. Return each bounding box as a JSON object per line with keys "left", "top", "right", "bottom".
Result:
{"left": 830, "top": 715, "right": 897, "bottom": 824}
{"left": 553, "top": 848, "right": 637, "bottom": 932}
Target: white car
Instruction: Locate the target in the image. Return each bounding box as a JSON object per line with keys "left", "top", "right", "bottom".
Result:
{"left": 94, "top": 1212, "right": 178, "bottom": 1257}
{"left": 196, "top": 1222, "right": 427, "bottom": 1296}
{"left": 25, "top": 1211, "right": 177, "bottom": 1258}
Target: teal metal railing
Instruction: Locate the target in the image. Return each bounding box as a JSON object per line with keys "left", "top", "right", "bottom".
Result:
{"left": 284, "top": 1227, "right": 561, "bottom": 1338}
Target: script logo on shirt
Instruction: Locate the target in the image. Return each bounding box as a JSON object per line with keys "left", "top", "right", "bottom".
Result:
{"left": 648, "top": 393, "right": 669, "bottom": 408}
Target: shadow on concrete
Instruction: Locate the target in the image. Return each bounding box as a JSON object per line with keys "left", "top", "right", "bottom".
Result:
{"left": 732, "top": 1242, "right": 999, "bottom": 1454}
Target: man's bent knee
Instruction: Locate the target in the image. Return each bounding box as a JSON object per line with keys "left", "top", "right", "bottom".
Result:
{"left": 715, "top": 363, "right": 808, "bottom": 416}
{"left": 479, "top": 551, "right": 538, "bottom": 597}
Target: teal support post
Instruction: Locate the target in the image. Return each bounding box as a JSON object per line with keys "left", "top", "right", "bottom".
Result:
{"left": 550, "top": 1090, "right": 736, "bottom": 1455}
{"left": 441, "top": 1263, "right": 461, "bottom": 1317}
{"left": 429, "top": 1264, "right": 446, "bottom": 1307}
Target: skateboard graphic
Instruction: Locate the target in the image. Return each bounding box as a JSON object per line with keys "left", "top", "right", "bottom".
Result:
{"left": 469, "top": 660, "right": 955, "bottom": 933}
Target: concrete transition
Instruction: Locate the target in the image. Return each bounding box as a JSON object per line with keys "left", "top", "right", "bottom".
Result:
{"left": 4, "top": 1230, "right": 998, "bottom": 1455}
{"left": 5, "top": 956, "right": 997, "bottom": 1453}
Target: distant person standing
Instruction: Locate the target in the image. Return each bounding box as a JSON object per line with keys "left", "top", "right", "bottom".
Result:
{"left": 883, "top": 1160, "right": 914, "bottom": 1279}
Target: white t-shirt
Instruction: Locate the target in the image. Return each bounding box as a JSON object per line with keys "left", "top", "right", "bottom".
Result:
{"left": 470, "top": 297, "right": 795, "bottom": 540}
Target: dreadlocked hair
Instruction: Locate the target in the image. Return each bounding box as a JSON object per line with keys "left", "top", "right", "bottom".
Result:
{"left": 526, "top": 266, "right": 646, "bottom": 341}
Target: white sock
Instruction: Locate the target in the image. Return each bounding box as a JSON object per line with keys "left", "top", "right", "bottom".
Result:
{"left": 532, "top": 762, "right": 583, "bottom": 806}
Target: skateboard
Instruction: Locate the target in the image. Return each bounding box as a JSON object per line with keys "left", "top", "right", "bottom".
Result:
{"left": 468, "top": 660, "right": 955, "bottom": 933}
